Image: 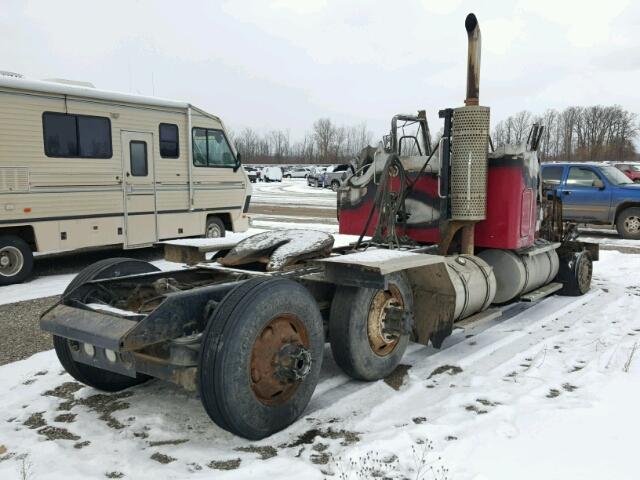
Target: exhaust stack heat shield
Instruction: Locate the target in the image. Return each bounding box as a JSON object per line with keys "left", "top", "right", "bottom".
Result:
{"left": 450, "top": 105, "right": 490, "bottom": 220}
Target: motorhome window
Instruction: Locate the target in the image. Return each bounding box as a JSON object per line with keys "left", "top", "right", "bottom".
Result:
{"left": 192, "top": 128, "right": 208, "bottom": 166}
{"left": 43, "top": 112, "right": 112, "bottom": 158}
{"left": 43, "top": 113, "right": 77, "bottom": 156}
{"left": 130, "top": 141, "right": 148, "bottom": 176}
{"left": 77, "top": 116, "right": 111, "bottom": 157}
{"left": 159, "top": 123, "right": 179, "bottom": 158}
{"left": 192, "top": 128, "right": 236, "bottom": 168}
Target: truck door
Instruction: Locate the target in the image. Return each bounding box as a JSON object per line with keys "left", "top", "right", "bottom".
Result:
{"left": 121, "top": 131, "right": 158, "bottom": 247}
{"left": 561, "top": 166, "right": 611, "bottom": 223}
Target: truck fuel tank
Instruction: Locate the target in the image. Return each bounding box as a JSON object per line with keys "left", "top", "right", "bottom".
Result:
{"left": 478, "top": 247, "right": 559, "bottom": 304}
{"left": 445, "top": 254, "right": 497, "bottom": 321}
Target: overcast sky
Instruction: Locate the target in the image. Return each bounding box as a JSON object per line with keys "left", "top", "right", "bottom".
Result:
{"left": 2, "top": 0, "right": 639, "bottom": 141}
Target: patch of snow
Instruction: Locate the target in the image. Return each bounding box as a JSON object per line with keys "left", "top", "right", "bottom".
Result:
{"left": 160, "top": 229, "right": 265, "bottom": 248}
{"left": 221, "top": 229, "right": 334, "bottom": 271}
{"left": 84, "top": 303, "right": 140, "bottom": 317}
{"left": 319, "top": 248, "right": 443, "bottom": 274}
{"left": 0, "top": 272, "right": 76, "bottom": 306}
{"left": 252, "top": 219, "right": 338, "bottom": 233}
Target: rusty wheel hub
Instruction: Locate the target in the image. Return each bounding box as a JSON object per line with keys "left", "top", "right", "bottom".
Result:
{"left": 250, "top": 314, "right": 310, "bottom": 405}
{"left": 367, "top": 285, "right": 404, "bottom": 357}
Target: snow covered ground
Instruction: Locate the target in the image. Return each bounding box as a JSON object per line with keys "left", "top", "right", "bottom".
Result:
{"left": 1, "top": 250, "right": 639, "bottom": 479}
{"left": 251, "top": 178, "right": 337, "bottom": 208}
{"left": 577, "top": 227, "right": 640, "bottom": 252}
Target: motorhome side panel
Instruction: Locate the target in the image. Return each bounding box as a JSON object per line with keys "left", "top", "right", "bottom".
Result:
{"left": 0, "top": 89, "right": 125, "bottom": 251}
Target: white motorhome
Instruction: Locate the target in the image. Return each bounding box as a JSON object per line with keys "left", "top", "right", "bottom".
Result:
{"left": 0, "top": 74, "right": 251, "bottom": 285}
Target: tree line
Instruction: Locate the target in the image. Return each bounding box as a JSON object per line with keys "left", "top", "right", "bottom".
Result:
{"left": 229, "top": 104, "right": 639, "bottom": 165}
{"left": 492, "top": 105, "right": 639, "bottom": 162}
{"left": 228, "top": 119, "right": 374, "bottom": 165}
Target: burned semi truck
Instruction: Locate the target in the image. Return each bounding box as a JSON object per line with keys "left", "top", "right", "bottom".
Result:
{"left": 40, "top": 13, "right": 596, "bottom": 440}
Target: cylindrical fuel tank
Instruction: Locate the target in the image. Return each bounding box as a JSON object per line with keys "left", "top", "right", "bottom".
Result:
{"left": 478, "top": 248, "right": 559, "bottom": 304}
{"left": 445, "top": 254, "right": 497, "bottom": 321}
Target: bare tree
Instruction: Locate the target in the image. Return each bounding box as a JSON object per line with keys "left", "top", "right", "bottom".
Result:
{"left": 313, "top": 118, "right": 336, "bottom": 162}
{"left": 494, "top": 105, "right": 638, "bottom": 163}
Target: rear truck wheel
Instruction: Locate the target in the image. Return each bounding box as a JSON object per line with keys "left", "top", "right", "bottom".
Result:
{"left": 53, "top": 257, "right": 160, "bottom": 392}
{"left": 0, "top": 235, "right": 33, "bottom": 286}
{"left": 331, "top": 180, "right": 340, "bottom": 192}
{"left": 205, "top": 216, "right": 226, "bottom": 238}
{"left": 329, "top": 273, "right": 413, "bottom": 381}
{"left": 616, "top": 207, "right": 640, "bottom": 239}
{"left": 198, "top": 278, "right": 324, "bottom": 439}
{"left": 556, "top": 250, "right": 593, "bottom": 296}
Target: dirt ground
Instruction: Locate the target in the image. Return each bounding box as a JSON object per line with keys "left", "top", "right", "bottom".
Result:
{"left": 0, "top": 296, "right": 59, "bottom": 366}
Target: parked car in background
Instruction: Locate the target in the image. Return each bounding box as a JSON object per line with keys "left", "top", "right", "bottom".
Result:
{"left": 263, "top": 166, "right": 283, "bottom": 182}
{"left": 321, "top": 164, "right": 355, "bottom": 191}
{"left": 284, "top": 167, "right": 310, "bottom": 179}
{"left": 613, "top": 163, "right": 640, "bottom": 183}
{"left": 307, "top": 166, "right": 327, "bottom": 187}
{"left": 244, "top": 166, "right": 258, "bottom": 183}
{"left": 541, "top": 162, "right": 640, "bottom": 239}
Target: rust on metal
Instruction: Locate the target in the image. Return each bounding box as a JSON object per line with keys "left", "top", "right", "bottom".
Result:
{"left": 367, "top": 284, "right": 404, "bottom": 356}
{"left": 438, "top": 220, "right": 476, "bottom": 256}
{"left": 464, "top": 13, "right": 481, "bottom": 106}
{"left": 250, "top": 314, "right": 310, "bottom": 405}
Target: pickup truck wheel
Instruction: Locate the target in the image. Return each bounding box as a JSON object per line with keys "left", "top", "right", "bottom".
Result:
{"left": 616, "top": 207, "right": 640, "bottom": 239}
{"left": 53, "top": 258, "right": 160, "bottom": 392}
{"left": 198, "top": 278, "right": 324, "bottom": 439}
{"left": 331, "top": 181, "right": 340, "bottom": 192}
{"left": 556, "top": 250, "right": 592, "bottom": 296}
{"left": 329, "top": 273, "right": 412, "bottom": 381}
{"left": 0, "top": 235, "right": 33, "bottom": 286}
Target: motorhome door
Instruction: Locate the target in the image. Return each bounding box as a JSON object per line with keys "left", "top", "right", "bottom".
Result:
{"left": 121, "top": 131, "right": 158, "bottom": 247}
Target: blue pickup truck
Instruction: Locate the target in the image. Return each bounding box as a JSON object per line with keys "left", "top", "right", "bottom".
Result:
{"left": 541, "top": 162, "right": 640, "bottom": 239}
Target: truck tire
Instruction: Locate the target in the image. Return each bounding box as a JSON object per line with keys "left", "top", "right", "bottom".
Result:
{"left": 616, "top": 207, "right": 640, "bottom": 239}
{"left": 0, "top": 235, "right": 34, "bottom": 286}
{"left": 205, "top": 216, "right": 226, "bottom": 238}
{"left": 63, "top": 257, "right": 161, "bottom": 297}
{"left": 53, "top": 258, "right": 160, "bottom": 392}
{"left": 331, "top": 180, "right": 340, "bottom": 192}
{"left": 198, "top": 278, "right": 324, "bottom": 439}
{"left": 556, "top": 250, "right": 592, "bottom": 296}
{"left": 329, "top": 273, "right": 413, "bottom": 381}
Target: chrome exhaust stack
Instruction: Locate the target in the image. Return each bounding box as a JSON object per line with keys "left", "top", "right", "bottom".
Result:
{"left": 464, "top": 13, "right": 481, "bottom": 106}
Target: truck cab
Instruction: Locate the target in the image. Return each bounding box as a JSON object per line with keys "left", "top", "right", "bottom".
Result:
{"left": 541, "top": 162, "right": 640, "bottom": 239}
